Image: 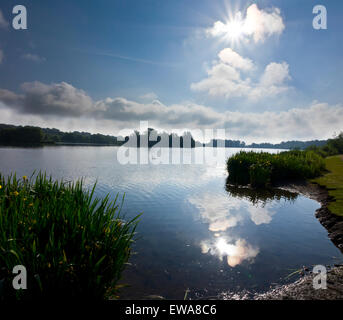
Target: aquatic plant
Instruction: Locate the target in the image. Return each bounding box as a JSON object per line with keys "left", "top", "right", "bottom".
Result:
{"left": 0, "top": 172, "right": 140, "bottom": 300}
{"left": 226, "top": 150, "right": 325, "bottom": 187}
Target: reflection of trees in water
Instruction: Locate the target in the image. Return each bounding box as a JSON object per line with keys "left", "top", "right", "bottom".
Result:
{"left": 225, "top": 177, "right": 298, "bottom": 206}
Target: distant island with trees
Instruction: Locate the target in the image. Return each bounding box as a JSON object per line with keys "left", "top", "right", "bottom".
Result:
{"left": 0, "top": 123, "right": 327, "bottom": 150}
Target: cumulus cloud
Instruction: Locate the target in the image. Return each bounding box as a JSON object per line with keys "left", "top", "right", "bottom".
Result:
{"left": 191, "top": 48, "right": 291, "bottom": 100}
{"left": 0, "top": 81, "right": 342, "bottom": 143}
{"left": 218, "top": 48, "right": 254, "bottom": 71}
{"left": 260, "top": 62, "right": 291, "bottom": 87}
{"left": 21, "top": 53, "right": 46, "bottom": 63}
{"left": 221, "top": 102, "right": 343, "bottom": 142}
{"left": 0, "top": 81, "right": 94, "bottom": 117}
{"left": 244, "top": 4, "right": 285, "bottom": 43}
{"left": 207, "top": 4, "right": 285, "bottom": 43}
{"left": 191, "top": 64, "right": 251, "bottom": 99}
{"left": 94, "top": 97, "right": 221, "bottom": 126}
{"left": 0, "top": 82, "right": 220, "bottom": 127}
{"left": 249, "top": 62, "right": 291, "bottom": 99}
{"left": 0, "top": 10, "right": 8, "bottom": 29}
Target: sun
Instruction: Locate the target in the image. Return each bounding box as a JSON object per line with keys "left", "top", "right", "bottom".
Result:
{"left": 226, "top": 15, "right": 244, "bottom": 41}
{"left": 210, "top": 12, "right": 245, "bottom": 45}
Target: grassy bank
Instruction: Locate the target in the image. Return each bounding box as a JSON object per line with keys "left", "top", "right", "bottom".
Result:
{"left": 312, "top": 155, "right": 343, "bottom": 217}
{"left": 0, "top": 173, "right": 140, "bottom": 301}
{"left": 226, "top": 150, "right": 325, "bottom": 188}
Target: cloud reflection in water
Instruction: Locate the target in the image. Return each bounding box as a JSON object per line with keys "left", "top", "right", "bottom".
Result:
{"left": 201, "top": 237, "right": 259, "bottom": 267}
{"left": 188, "top": 190, "right": 286, "bottom": 267}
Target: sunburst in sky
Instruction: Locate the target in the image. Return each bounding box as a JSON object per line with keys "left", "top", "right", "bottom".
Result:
{"left": 0, "top": 0, "right": 342, "bottom": 143}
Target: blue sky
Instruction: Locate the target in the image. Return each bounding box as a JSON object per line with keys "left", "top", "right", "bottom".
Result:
{"left": 0, "top": 0, "right": 343, "bottom": 143}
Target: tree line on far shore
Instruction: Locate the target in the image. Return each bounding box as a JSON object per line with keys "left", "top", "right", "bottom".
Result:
{"left": 0, "top": 123, "right": 330, "bottom": 150}
{"left": 0, "top": 124, "right": 122, "bottom": 146}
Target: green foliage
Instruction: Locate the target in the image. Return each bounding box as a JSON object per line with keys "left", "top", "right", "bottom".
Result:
{"left": 0, "top": 126, "right": 43, "bottom": 145}
{"left": 306, "top": 132, "right": 343, "bottom": 157}
{"left": 227, "top": 150, "right": 325, "bottom": 187}
{"left": 0, "top": 173, "right": 140, "bottom": 300}
{"left": 249, "top": 163, "right": 272, "bottom": 188}
{"left": 0, "top": 124, "right": 123, "bottom": 146}
{"left": 249, "top": 139, "right": 327, "bottom": 150}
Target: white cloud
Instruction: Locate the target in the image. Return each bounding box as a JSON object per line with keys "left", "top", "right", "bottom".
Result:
{"left": 94, "top": 96, "right": 221, "bottom": 127}
{"left": 218, "top": 48, "right": 254, "bottom": 71}
{"left": 191, "top": 48, "right": 291, "bottom": 100}
{"left": 248, "top": 62, "right": 291, "bottom": 100}
{"left": 139, "top": 92, "right": 158, "bottom": 101}
{"left": 0, "top": 81, "right": 94, "bottom": 117}
{"left": 207, "top": 4, "right": 285, "bottom": 44}
{"left": 21, "top": 53, "right": 46, "bottom": 63}
{"left": 191, "top": 62, "right": 252, "bottom": 99}
{"left": 0, "top": 10, "right": 8, "bottom": 29}
{"left": 223, "top": 102, "right": 343, "bottom": 142}
{"left": 260, "top": 62, "right": 291, "bottom": 87}
{"left": 244, "top": 4, "right": 285, "bottom": 43}
{"left": 0, "top": 81, "right": 342, "bottom": 143}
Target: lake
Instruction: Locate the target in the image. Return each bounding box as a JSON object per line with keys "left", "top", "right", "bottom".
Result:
{"left": 0, "top": 146, "right": 342, "bottom": 299}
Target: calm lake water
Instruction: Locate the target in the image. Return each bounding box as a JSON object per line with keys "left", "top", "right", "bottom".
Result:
{"left": 0, "top": 146, "right": 342, "bottom": 299}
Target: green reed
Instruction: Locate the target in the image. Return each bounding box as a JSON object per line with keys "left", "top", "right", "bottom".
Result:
{"left": 227, "top": 150, "right": 325, "bottom": 187}
{"left": 0, "top": 172, "right": 140, "bottom": 300}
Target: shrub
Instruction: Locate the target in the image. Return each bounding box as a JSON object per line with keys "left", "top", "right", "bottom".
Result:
{"left": 227, "top": 150, "right": 325, "bottom": 187}
{"left": 249, "top": 163, "right": 272, "bottom": 188}
{"left": 0, "top": 173, "right": 140, "bottom": 301}
{"left": 306, "top": 132, "right": 343, "bottom": 157}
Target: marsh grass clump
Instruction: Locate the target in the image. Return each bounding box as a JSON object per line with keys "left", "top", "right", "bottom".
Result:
{"left": 249, "top": 163, "right": 272, "bottom": 188}
{"left": 0, "top": 173, "right": 140, "bottom": 301}
{"left": 227, "top": 150, "right": 325, "bottom": 187}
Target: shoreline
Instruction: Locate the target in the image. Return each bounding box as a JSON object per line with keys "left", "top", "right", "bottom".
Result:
{"left": 252, "top": 180, "right": 343, "bottom": 300}
{"left": 253, "top": 265, "right": 343, "bottom": 300}
{"left": 278, "top": 180, "right": 343, "bottom": 253}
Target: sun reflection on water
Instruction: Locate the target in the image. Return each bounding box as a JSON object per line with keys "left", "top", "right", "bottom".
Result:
{"left": 201, "top": 237, "right": 259, "bottom": 267}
